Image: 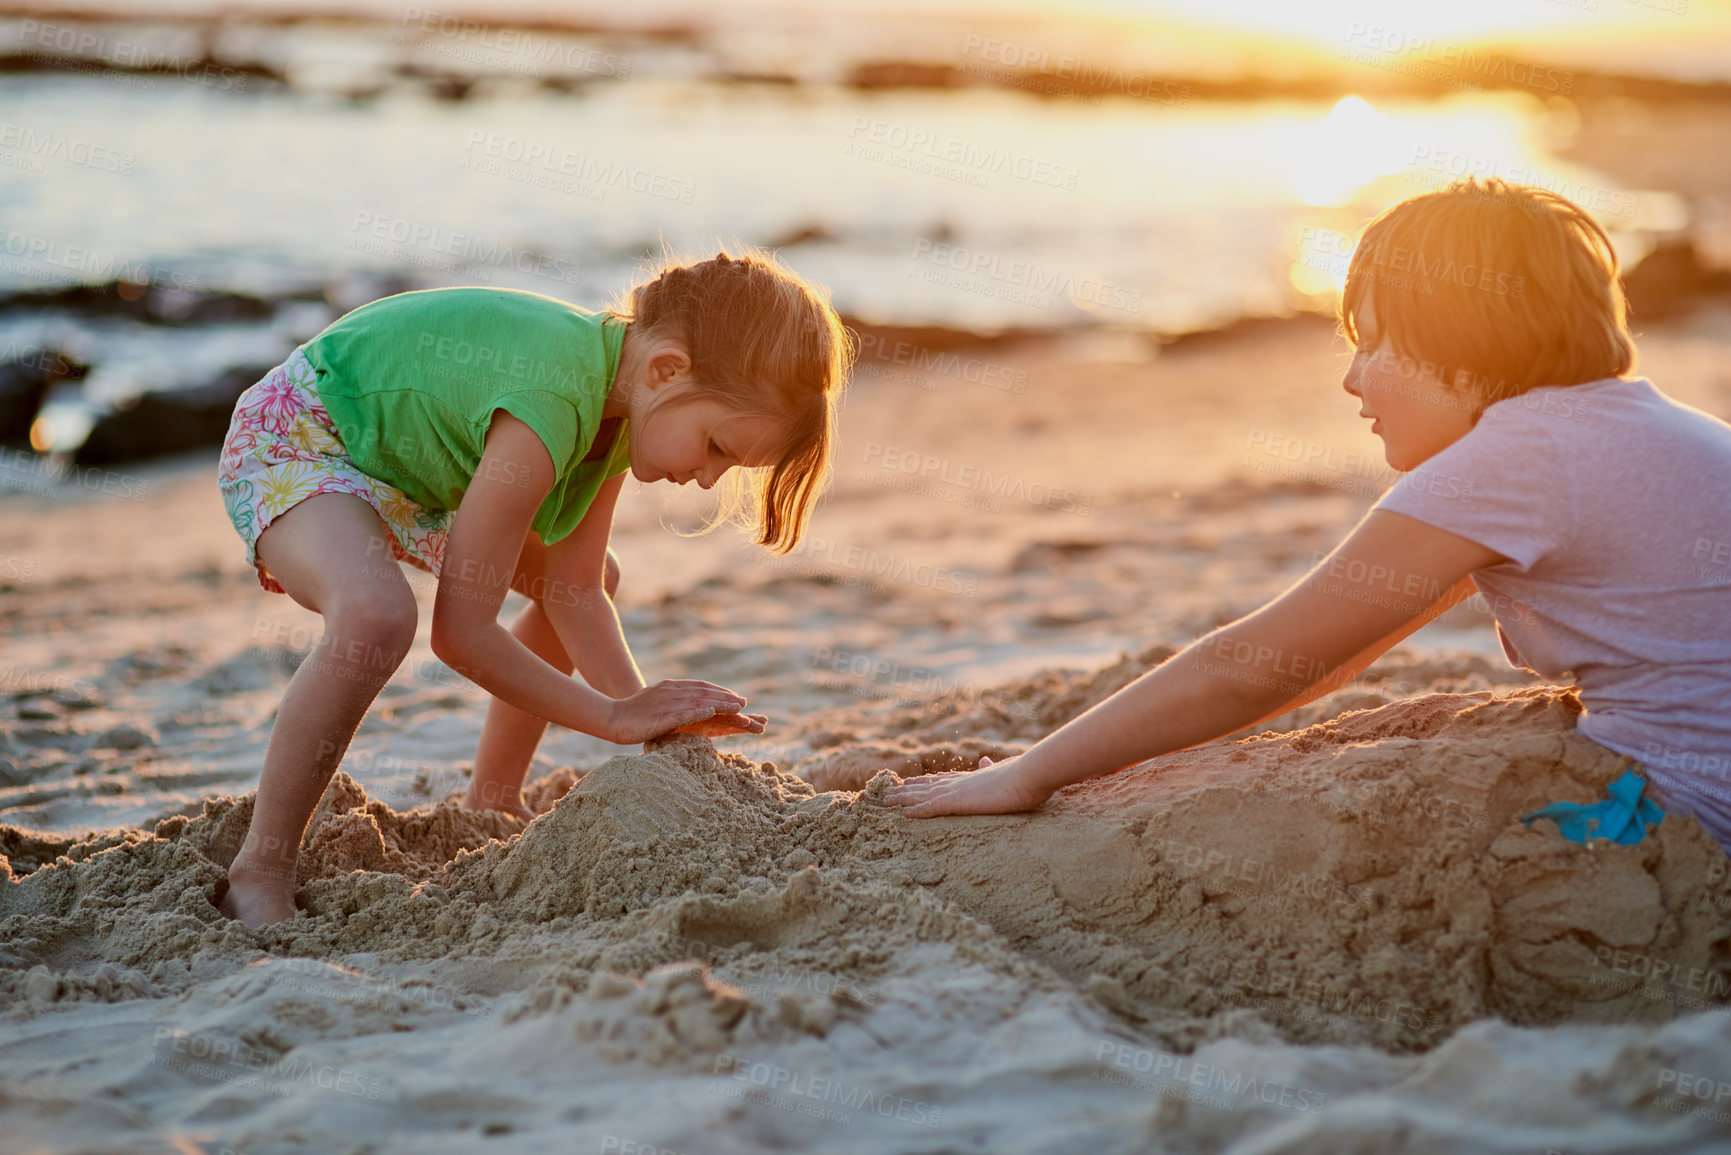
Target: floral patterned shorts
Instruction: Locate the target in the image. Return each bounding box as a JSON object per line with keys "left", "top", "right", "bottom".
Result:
{"left": 218, "top": 347, "right": 454, "bottom": 595}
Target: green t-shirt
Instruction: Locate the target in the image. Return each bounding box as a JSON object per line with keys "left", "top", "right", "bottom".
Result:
{"left": 302, "top": 286, "right": 630, "bottom": 546}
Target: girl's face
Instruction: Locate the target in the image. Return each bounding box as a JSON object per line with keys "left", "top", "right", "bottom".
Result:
{"left": 1342, "top": 297, "right": 1479, "bottom": 471}
{"left": 614, "top": 334, "right": 785, "bottom": 488}
{"left": 626, "top": 393, "right": 783, "bottom": 488}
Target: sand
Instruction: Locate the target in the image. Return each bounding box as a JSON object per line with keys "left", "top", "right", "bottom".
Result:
{"left": 7, "top": 684, "right": 1728, "bottom": 1041}
{"left": 5, "top": 309, "right": 1731, "bottom": 1153}
{"left": 4, "top": 685, "right": 1731, "bottom": 1153}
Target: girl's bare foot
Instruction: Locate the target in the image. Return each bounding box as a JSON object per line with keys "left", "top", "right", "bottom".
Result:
{"left": 218, "top": 865, "right": 300, "bottom": 928}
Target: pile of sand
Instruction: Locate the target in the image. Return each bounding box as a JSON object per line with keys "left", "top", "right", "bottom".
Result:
{"left": 4, "top": 687, "right": 1727, "bottom": 1058}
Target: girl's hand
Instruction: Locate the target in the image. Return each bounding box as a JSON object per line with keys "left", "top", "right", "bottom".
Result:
{"left": 665, "top": 712, "right": 768, "bottom": 739}
{"left": 602, "top": 679, "right": 753, "bottom": 745}
{"left": 882, "top": 755, "right": 1054, "bottom": 817}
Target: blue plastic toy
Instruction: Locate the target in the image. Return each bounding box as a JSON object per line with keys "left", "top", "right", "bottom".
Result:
{"left": 1519, "top": 770, "right": 1665, "bottom": 846}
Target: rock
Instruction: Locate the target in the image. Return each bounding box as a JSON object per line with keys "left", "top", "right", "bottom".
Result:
{"left": 1622, "top": 240, "right": 1731, "bottom": 321}
{"left": 99, "top": 722, "right": 156, "bottom": 751}
{"left": 73, "top": 363, "right": 276, "bottom": 466}
{"left": 49, "top": 684, "right": 103, "bottom": 710}
{"left": 0, "top": 281, "right": 281, "bottom": 327}
{"left": 0, "top": 348, "right": 86, "bottom": 445}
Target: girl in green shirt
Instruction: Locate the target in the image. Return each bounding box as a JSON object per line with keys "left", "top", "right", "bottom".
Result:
{"left": 216, "top": 251, "right": 851, "bottom": 926}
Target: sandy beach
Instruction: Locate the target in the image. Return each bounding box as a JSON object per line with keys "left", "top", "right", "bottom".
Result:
{"left": 4, "top": 303, "right": 1731, "bottom": 1154}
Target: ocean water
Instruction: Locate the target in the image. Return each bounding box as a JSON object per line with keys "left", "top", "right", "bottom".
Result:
{"left": 0, "top": 7, "right": 1697, "bottom": 449}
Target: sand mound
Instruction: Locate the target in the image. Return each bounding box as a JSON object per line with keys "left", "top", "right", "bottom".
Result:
{"left": 2, "top": 688, "right": 1727, "bottom": 1057}
{"left": 887, "top": 688, "right": 1731, "bottom": 1049}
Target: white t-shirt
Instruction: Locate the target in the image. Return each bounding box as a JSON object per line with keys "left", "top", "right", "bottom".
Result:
{"left": 1375, "top": 376, "right": 1731, "bottom": 849}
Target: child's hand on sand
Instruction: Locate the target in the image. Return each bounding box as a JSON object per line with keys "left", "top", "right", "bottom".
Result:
{"left": 883, "top": 755, "right": 1053, "bottom": 817}
{"left": 604, "top": 679, "right": 764, "bottom": 744}
{"left": 664, "top": 712, "right": 769, "bottom": 739}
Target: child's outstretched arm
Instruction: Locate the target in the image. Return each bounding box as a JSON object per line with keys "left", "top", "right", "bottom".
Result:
{"left": 431, "top": 410, "right": 753, "bottom": 744}
{"left": 884, "top": 510, "right": 1504, "bottom": 817}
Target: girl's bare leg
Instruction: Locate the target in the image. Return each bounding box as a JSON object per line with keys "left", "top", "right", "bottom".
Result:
{"left": 465, "top": 552, "right": 618, "bottom": 820}
{"left": 219, "top": 493, "right": 418, "bottom": 928}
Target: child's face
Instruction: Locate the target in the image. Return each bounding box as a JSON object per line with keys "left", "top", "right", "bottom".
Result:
{"left": 1342, "top": 298, "right": 1478, "bottom": 472}
{"left": 627, "top": 391, "right": 783, "bottom": 489}
{"left": 618, "top": 339, "right": 785, "bottom": 488}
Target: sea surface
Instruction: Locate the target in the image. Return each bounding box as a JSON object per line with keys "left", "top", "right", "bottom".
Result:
{"left": 0, "top": 4, "right": 1704, "bottom": 450}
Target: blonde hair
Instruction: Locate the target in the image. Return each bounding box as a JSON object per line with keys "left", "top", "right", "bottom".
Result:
{"left": 612, "top": 245, "right": 854, "bottom": 554}
{"left": 1341, "top": 177, "right": 1635, "bottom": 413}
